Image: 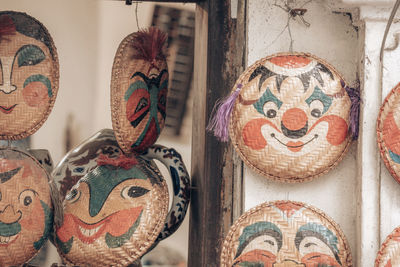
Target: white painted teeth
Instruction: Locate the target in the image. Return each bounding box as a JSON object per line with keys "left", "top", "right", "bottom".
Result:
{"left": 79, "top": 225, "right": 101, "bottom": 237}
{"left": 0, "top": 235, "right": 17, "bottom": 244}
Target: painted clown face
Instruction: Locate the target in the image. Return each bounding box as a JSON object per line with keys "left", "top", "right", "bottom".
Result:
{"left": 221, "top": 201, "right": 351, "bottom": 267}
{"left": 375, "top": 227, "right": 400, "bottom": 267}
{"left": 111, "top": 27, "right": 168, "bottom": 154}
{"left": 378, "top": 84, "right": 400, "bottom": 183}
{"left": 230, "top": 54, "right": 351, "bottom": 181}
{"left": 52, "top": 129, "right": 122, "bottom": 199}
{"left": 0, "top": 12, "right": 59, "bottom": 140}
{"left": 55, "top": 154, "right": 168, "bottom": 266}
{"left": 0, "top": 149, "right": 53, "bottom": 266}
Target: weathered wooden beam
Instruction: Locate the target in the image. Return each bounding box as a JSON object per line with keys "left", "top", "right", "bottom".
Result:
{"left": 188, "top": 0, "right": 246, "bottom": 266}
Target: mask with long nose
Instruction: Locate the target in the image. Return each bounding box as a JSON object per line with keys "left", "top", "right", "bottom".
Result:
{"left": 0, "top": 149, "right": 53, "bottom": 266}
{"left": 230, "top": 53, "right": 351, "bottom": 181}
{"left": 220, "top": 201, "right": 352, "bottom": 267}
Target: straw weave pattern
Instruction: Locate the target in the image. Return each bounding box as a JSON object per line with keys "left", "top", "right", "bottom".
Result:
{"left": 220, "top": 200, "right": 352, "bottom": 267}
{"left": 375, "top": 226, "right": 400, "bottom": 266}
{"left": 229, "top": 52, "right": 351, "bottom": 183}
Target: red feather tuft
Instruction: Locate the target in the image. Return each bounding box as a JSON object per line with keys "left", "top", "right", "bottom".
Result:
{"left": 0, "top": 15, "right": 16, "bottom": 41}
{"left": 131, "top": 27, "right": 168, "bottom": 62}
{"left": 97, "top": 154, "right": 138, "bottom": 170}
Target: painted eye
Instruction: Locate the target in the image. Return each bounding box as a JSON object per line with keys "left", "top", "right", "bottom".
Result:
{"left": 310, "top": 100, "right": 324, "bottom": 118}
{"left": 18, "top": 189, "right": 37, "bottom": 207}
{"left": 0, "top": 191, "right": 2, "bottom": 201}
{"left": 121, "top": 186, "right": 149, "bottom": 199}
{"left": 73, "top": 167, "right": 84, "bottom": 173}
{"left": 17, "top": 45, "right": 46, "bottom": 67}
{"left": 299, "top": 236, "right": 335, "bottom": 258}
{"left": 159, "top": 95, "right": 166, "bottom": 106}
{"left": 66, "top": 188, "right": 81, "bottom": 203}
{"left": 263, "top": 101, "right": 278, "bottom": 118}
{"left": 135, "top": 97, "right": 148, "bottom": 113}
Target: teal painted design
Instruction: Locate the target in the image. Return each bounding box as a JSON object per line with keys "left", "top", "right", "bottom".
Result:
{"left": 17, "top": 45, "right": 45, "bottom": 67}
{"left": 0, "top": 220, "right": 21, "bottom": 237}
{"left": 237, "top": 262, "right": 264, "bottom": 267}
{"left": 23, "top": 74, "right": 52, "bottom": 97}
{"left": 81, "top": 165, "right": 147, "bottom": 217}
{"left": 305, "top": 86, "right": 332, "bottom": 114}
{"left": 295, "top": 223, "right": 339, "bottom": 262}
{"left": 389, "top": 150, "right": 400, "bottom": 164}
{"left": 104, "top": 211, "right": 143, "bottom": 248}
{"left": 253, "top": 88, "right": 283, "bottom": 116}
{"left": 56, "top": 235, "right": 73, "bottom": 255}
{"left": 124, "top": 81, "right": 148, "bottom": 101}
{"left": 33, "top": 200, "right": 53, "bottom": 250}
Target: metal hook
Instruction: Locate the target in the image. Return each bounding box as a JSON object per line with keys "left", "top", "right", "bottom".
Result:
{"left": 126, "top": 0, "right": 132, "bottom": 5}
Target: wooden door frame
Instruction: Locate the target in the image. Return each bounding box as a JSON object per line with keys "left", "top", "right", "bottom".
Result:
{"left": 188, "top": 1, "right": 246, "bottom": 266}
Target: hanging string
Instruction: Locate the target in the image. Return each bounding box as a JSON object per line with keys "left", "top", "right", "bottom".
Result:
{"left": 380, "top": 0, "right": 400, "bottom": 61}
{"left": 270, "top": 0, "right": 311, "bottom": 52}
{"left": 135, "top": 1, "right": 140, "bottom": 30}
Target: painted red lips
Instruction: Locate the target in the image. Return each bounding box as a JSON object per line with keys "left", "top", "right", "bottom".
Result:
{"left": 0, "top": 104, "right": 17, "bottom": 114}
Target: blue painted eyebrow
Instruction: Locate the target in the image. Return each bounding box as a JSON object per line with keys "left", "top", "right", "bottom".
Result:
{"left": 124, "top": 80, "right": 148, "bottom": 101}
{"left": 253, "top": 87, "right": 283, "bottom": 115}
{"left": 295, "top": 223, "right": 340, "bottom": 264}
{"left": 305, "top": 86, "right": 332, "bottom": 114}
{"left": 235, "top": 221, "right": 282, "bottom": 258}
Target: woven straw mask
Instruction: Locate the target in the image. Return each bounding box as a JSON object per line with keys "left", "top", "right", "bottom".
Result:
{"left": 377, "top": 83, "right": 400, "bottom": 184}
{"left": 375, "top": 227, "right": 400, "bottom": 267}
{"left": 220, "top": 201, "right": 352, "bottom": 267}
{"left": 0, "top": 148, "right": 53, "bottom": 266}
{"left": 111, "top": 27, "right": 168, "bottom": 154}
{"left": 0, "top": 11, "right": 59, "bottom": 140}
{"left": 230, "top": 53, "right": 352, "bottom": 182}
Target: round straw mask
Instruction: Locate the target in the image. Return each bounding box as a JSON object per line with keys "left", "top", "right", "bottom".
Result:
{"left": 375, "top": 226, "right": 400, "bottom": 266}
{"left": 220, "top": 201, "right": 352, "bottom": 267}
{"left": 111, "top": 27, "right": 168, "bottom": 154}
{"left": 55, "top": 153, "right": 169, "bottom": 266}
{"left": 0, "top": 11, "right": 59, "bottom": 140}
{"left": 377, "top": 83, "right": 400, "bottom": 183}
{"left": 230, "top": 52, "right": 351, "bottom": 182}
{"left": 0, "top": 147, "right": 53, "bottom": 266}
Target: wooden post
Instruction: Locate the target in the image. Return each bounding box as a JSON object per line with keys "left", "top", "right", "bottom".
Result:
{"left": 188, "top": 0, "right": 246, "bottom": 266}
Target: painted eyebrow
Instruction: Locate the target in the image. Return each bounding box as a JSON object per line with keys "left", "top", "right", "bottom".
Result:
{"left": 305, "top": 86, "right": 333, "bottom": 114}
{"left": 294, "top": 223, "right": 341, "bottom": 264}
{"left": 253, "top": 87, "right": 283, "bottom": 115}
{"left": 18, "top": 188, "right": 38, "bottom": 201}
{"left": 235, "top": 221, "right": 283, "bottom": 258}
{"left": 0, "top": 167, "right": 22, "bottom": 183}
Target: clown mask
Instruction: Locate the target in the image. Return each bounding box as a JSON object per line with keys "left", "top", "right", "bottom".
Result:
{"left": 230, "top": 53, "right": 351, "bottom": 182}
{"left": 0, "top": 11, "right": 59, "bottom": 140}
{"left": 55, "top": 154, "right": 168, "bottom": 266}
{"left": 221, "top": 201, "right": 352, "bottom": 267}
{"left": 0, "top": 148, "right": 53, "bottom": 266}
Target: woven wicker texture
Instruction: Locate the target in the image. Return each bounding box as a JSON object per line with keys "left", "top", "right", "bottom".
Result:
{"left": 377, "top": 83, "right": 400, "bottom": 184}
{"left": 220, "top": 201, "right": 352, "bottom": 267}
{"left": 375, "top": 226, "right": 400, "bottom": 267}
{"left": 52, "top": 129, "right": 122, "bottom": 199}
{"left": 0, "top": 11, "right": 59, "bottom": 140}
{"left": 110, "top": 28, "right": 169, "bottom": 154}
{"left": 0, "top": 147, "right": 53, "bottom": 266}
{"left": 229, "top": 52, "right": 351, "bottom": 182}
{"left": 54, "top": 153, "right": 169, "bottom": 266}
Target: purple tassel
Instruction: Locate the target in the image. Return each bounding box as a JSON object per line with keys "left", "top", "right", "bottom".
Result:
{"left": 207, "top": 84, "right": 243, "bottom": 142}
{"left": 341, "top": 80, "right": 361, "bottom": 140}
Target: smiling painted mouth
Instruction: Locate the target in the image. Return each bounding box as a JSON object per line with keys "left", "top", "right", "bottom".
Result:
{"left": 271, "top": 133, "right": 318, "bottom": 152}
{"left": 0, "top": 234, "right": 19, "bottom": 246}
{"left": 73, "top": 216, "right": 109, "bottom": 244}
{"left": 0, "top": 104, "right": 17, "bottom": 114}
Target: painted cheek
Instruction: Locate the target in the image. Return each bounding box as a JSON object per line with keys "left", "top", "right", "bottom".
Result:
{"left": 126, "top": 88, "right": 150, "bottom": 122}
{"left": 310, "top": 115, "right": 348, "bottom": 146}
{"left": 383, "top": 112, "right": 400, "bottom": 155}
{"left": 56, "top": 214, "right": 76, "bottom": 243}
{"left": 19, "top": 199, "right": 44, "bottom": 232}
{"left": 106, "top": 206, "right": 143, "bottom": 236}
{"left": 242, "top": 118, "right": 279, "bottom": 150}
{"left": 23, "top": 81, "right": 49, "bottom": 107}
{"left": 301, "top": 253, "right": 341, "bottom": 267}
{"left": 233, "top": 249, "right": 276, "bottom": 267}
